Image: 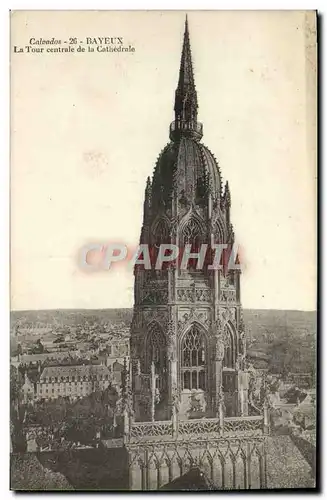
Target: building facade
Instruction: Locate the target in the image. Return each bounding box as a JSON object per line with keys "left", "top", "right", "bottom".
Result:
{"left": 125, "top": 17, "right": 269, "bottom": 490}
{"left": 36, "top": 364, "right": 111, "bottom": 401}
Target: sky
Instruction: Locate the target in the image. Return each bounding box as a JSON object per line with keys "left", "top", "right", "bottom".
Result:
{"left": 10, "top": 10, "right": 317, "bottom": 311}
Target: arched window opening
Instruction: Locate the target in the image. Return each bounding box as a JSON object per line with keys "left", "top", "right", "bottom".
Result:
{"left": 181, "top": 325, "right": 207, "bottom": 390}
{"left": 223, "top": 327, "right": 236, "bottom": 369}
{"left": 214, "top": 221, "right": 225, "bottom": 246}
{"left": 181, "top": 218, "right": 204, "bottom": 271}
{"left": 151, "top": 218, "right": 170, "bottom": 271}
{"left": 147, "top": 325, "right": 167, "bottom": 391}
{"left": 154, "top": 219, "right": 169, "bottom": 245}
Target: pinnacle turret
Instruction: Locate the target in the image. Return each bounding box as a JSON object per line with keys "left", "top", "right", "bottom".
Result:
{"left": 224, "top": 181, "right": 231, "bottom": 206}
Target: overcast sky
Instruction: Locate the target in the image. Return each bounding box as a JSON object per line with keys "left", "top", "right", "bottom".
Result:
{"left": 11, "top": 10, "right": 316, "bottom": 311}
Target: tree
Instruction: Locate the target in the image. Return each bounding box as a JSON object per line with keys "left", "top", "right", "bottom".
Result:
{"left": 10, "top": 365, "right": 23, "bottom": 406}
{"left": 31, "top": 339, "right": 45, "bottom": 354}
{"left": 64, "top": 417, "right": 94, "bottom": 444}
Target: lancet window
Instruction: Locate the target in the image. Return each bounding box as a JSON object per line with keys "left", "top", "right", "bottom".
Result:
{"left": 181, "top": 325, "right": 206, "bottom": 390}
{"left": 146, "top": 324, "right": 168, "bottom": 391}
{"left": 223, "top": 326, "right": 236, "bottom": 369}
{"left": 181, "top": 217, "right": 204, "bottom": 270}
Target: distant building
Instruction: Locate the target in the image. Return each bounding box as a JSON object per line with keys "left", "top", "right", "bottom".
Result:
{"left": 17, "top": 326, "right": 52, "bottom": 336}
{"left": 104, "top": 339, "right": 130, "bottom": 369}
{"left": 112, "top": 360, "right": 125, "bottom": 386}
{"left": 36, "top": 364, "right": 111, "bottom": 401}
{"left": 22, "top": 372, "right": 35, "bottom": 403}
{"left": 293, "top": 393, "right": 316, "bottom": 430}
{"left": 20, "top": 353, "right": 71, "bottom": 365}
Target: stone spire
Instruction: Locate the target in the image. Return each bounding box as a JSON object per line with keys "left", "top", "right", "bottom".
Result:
{"left": 170, "top": 15, "right": 203, "bottom": 142}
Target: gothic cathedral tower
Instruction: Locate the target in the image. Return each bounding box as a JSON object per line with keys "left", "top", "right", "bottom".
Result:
{"left": 130, "top": 17, "right": 248, "bottom": 423}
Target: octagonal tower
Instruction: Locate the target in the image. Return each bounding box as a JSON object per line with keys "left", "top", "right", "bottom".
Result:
{"left": 130, "top": 16, "right": 248, "bottom": 423}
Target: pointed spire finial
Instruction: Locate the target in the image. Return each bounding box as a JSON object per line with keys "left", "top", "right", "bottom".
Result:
{"left": 177, "top": 14, "right": 196, "bottom": 102}
{"left": 169, "top": 15, "right": 203, "bottom": 142}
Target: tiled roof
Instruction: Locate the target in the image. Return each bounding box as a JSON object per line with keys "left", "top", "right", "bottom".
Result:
{"left": 266, "top": 435, "right": 315, "bottom": 488}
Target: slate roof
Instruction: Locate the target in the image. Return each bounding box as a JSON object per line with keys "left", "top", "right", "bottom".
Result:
{"left": 40, "top": 364, "right": 110, "bottom": 381}
{"left": 266, "top": 435, "right": 315, "bottom": 488}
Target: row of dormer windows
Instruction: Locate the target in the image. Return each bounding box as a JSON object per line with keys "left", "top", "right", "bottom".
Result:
{"left": 39, "top": 374, "right": 109, "bottom": 383}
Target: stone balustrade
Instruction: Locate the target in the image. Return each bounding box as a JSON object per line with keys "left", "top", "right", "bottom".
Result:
{"left": 128, "top": 414, "right": 266, "bottom": 443}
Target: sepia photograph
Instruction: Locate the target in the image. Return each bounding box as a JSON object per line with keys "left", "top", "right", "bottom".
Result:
{"left": 10, "top": 10, "right": 317, "bottom": 491}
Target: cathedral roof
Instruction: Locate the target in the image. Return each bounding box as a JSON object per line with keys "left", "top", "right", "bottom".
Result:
{"left": 149, "top": 16, "right": 222, "bottom": 212}
{"left": 152, "top": 138, "right": 221, "bottom": 203}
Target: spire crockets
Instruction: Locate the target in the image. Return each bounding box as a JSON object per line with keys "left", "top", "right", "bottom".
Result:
{"left": 170, "top": 15, "right": 203, "bottom": 142}
{"left": 175, "top": 15, "right": 197, "bottom": 121}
